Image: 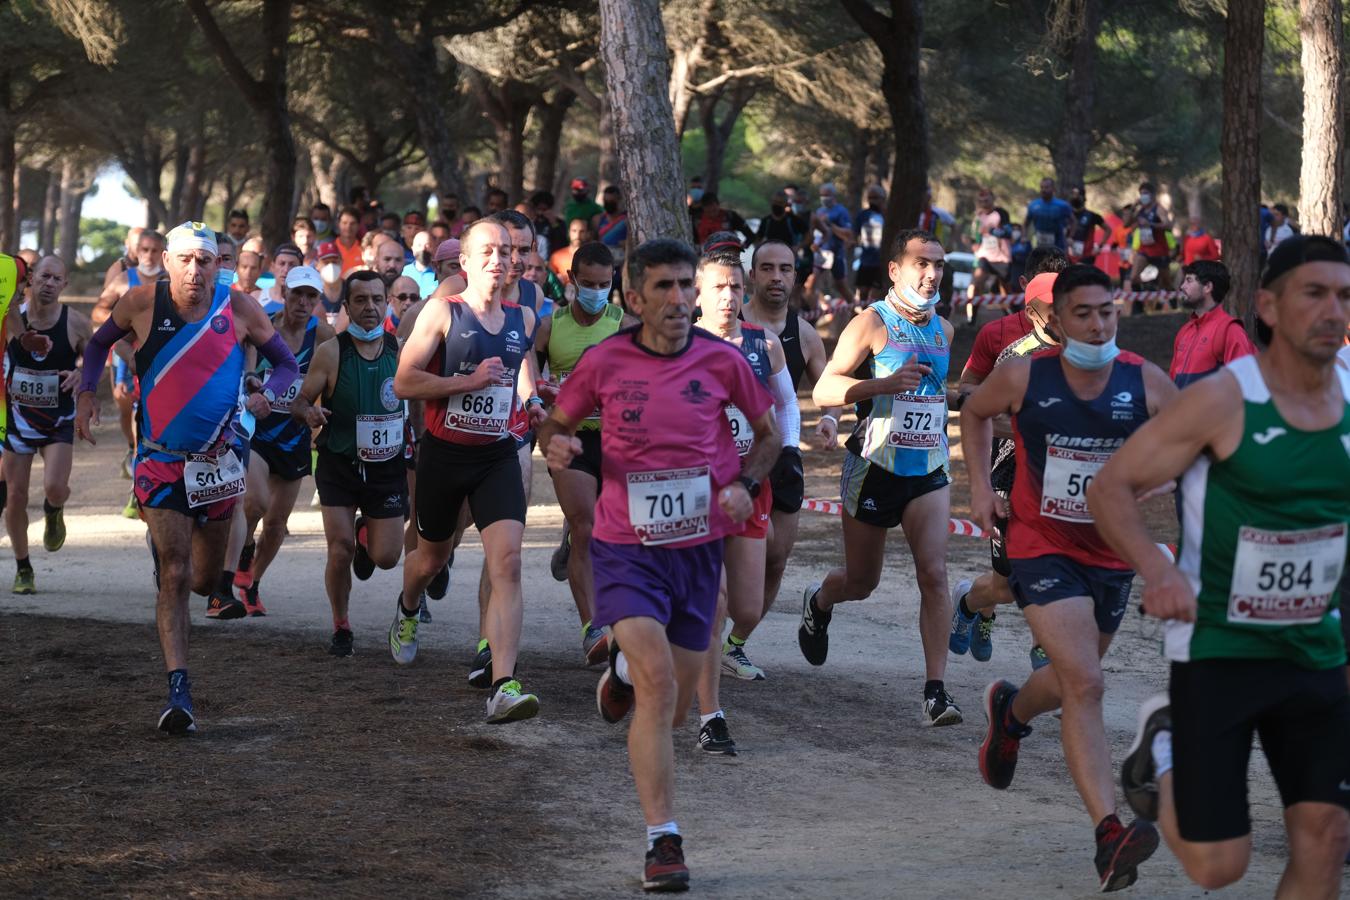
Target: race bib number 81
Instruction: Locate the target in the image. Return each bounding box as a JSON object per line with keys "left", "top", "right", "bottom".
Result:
{"left": 1228, "top": 523, "right": 1346, "bottom": 626}
{"left": 357, "top": 413, "right": 404, "bottom": 462}
{"left": 626, "top": 466, "right": 711, "bottom": 546}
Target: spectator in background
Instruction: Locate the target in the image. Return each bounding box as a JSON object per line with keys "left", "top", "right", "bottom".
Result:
{"left": 401, "top": 210, "right": 425, "bottom": 250}
{"left": 459, "top": 205, "right": 482, "bottom": 233}
{"left": 226, "top": 208, "right": 250, "bottom": 243}
{"left": 1023, "top": 177, "right": 1073, "bottom": 251}
{"left": 440, "top": 194, "right": 461, "bottom": 231}
{"left": 594, "top": 184, "right": 629, "bottom": 293}
{"left": 970, "top": 187, "right": 1011, "bottom": 296}
{"left": 917, "top": 185, "right": 956, "bottom": 244}
{"left": 316, "top": 241, "right": 344, "bottom": 321}
{"left": 428, "top": 219, "right": 452, "bottom": 255}
{"left": 402, "top": 231, "right": 438, "bottom": 297}
{"left": 334, "top": 205, "right": 364, "bottom": 275}
{"left": 809, "top": 183, "right": 853, "bottom": 306}
{"left": 1181, "top": 215, "right": 1221, "bottom": 266}
{"left": 433, "top": 238, "right": 462, "bottom": 284}
{"left": 530, "top": 190, "right": 566, "bottom": 258}
{"left": 754, "top": 189, "right": 805, "bottom": 248}
{"left": 310, "top": 202, "right": 334, "bottom": 240}
{"left": 1067, "top": 186, "right": 1105, "bottom": 264}
{"left": 1171, "top": 260, "right": 1254, "bottom": 387}
{"left": 236, "top": 250, "right": 263, "bottom": 298}
{"left": 564, "top": 177, "right": 602, "bottom": 225}
{"left": 378, "top": 211, "right": 402, "bottom": 245}
{"left": 854, "top": 185, "right": 887, "bottom": 302}
{"left": 259, "top": 242, "right": 305, "bottom": 313}
{"left": 550, "top": 218, "right": 590, "bottom": 286}
{"left": 687, "top": 176, "right": 705, "bottom": 206}
{"left": 1007, "top": 223, "right": 1031, "bottom": 288}
{"left": 292, "top": 216, "right": 317, "bottom": 264}
{"left": 484, "top": 187, "right": 509, "bottom": 215}
{"left": 1265, "top": 202, "right": 1296, "bottom": 251}
{"left": 692, "top": 192, "right": 754, "bottom": 246}
{"left": 526, "top": 248, "right": 566, "bottom": 309}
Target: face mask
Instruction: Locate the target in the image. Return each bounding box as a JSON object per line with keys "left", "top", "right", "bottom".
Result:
{"left": 346, "top": 321, "right": 384, "bottom": 342}
{"left": 137, "top": 263, "right": 163, "bottom": 278}
{"left": 1071, "top": 197, "right": 1084, "bottom": 210}
{"left": 216, "top": 269, "right": 233, "bottom": 287}
{"left": 1139, "top": 193, "right": 1153, "bottom": 206}
{"left": 1062, "top": 336, "right": 1120, "bottom": 370}
{"left": 572, "top": 191, "right": 587, "bottom": 202}
{"left": 820, "top": 196, "right": 835, "bottom": 208}
{"left": 891, "top": 285, "right": 938, "bottom": 312}
{"left": 602, "top": 201, "right": 618, "bottom": 214}
{"left": 575, "top": 284, "right": 610, "bottom": 314}
{"left": 771, "top": 204, "right": 786, "bottom": 216}
{"left": 688, "top": 188, "right": 704, "bottom": 203}
{"left": 1011, "top": 229, "right": 1024, "bottom": 243}
{"left": 418, "top": 250, "right": 432, "bottom": 267}
{"left": 320, "top": 262, "right": 341, "bottom": 283}
{"left": 313, "top": 218, "right": 331, "bottom": 235}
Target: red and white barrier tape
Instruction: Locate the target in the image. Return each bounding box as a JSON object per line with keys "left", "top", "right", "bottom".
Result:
{"left": 822, "top": 288, "right": 1181, "bottom": 315}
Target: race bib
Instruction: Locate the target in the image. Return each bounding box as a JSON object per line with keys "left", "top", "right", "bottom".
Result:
{"left": 725, "top": 404, "right": 752, "bottom": 456}
{"left": 1070, "top": 240, "right": 1085, "bottom": 258}
{"left": 270, "top": 378, "right": 301, "bottom": 414}
{"left": 12, "top": 367, "right": 59, "bottom": 408}
{"left": 626, "top": 466, "right": 711, "bottom": 546}
{"left": 1227, "top": 523, "right": 1346, "bottom": 625}
{"left": 444, "top": 375, "right": 514, "bottom": 437}
{"left": 887, "top": 394, "right": 944, "bottom": 450}
{"left": 184, "top": 449, "right": 246, "bottom": 508}
{"left": 1040, "top": 446, "right": 1109, "bottom": 522}
{"left": 979, "top": 234, "right": 1001, "bottom": 256}
{"left": 1033, "top": 231, "right": 1057, "bottom": 249}
{"left": 356, "top": 413, "right": 404, "bottom": 462}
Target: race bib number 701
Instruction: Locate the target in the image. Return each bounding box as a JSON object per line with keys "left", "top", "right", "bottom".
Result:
{"left": 626, "top": 466, "right": 711, "bottom": 546}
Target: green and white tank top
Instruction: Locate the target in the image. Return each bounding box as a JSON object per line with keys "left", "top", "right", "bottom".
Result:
{"left": 1168, "top": 355, "right": 1350, "bottom": 669}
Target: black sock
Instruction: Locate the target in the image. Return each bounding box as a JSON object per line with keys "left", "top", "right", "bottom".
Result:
{"left": 1094, "top": 814, "right": 1122, "bottom": 840}
{"left": 923, "top": 679, "right": 944, "bottom": 700}
{"left": 217, "top": 571, "right": 234, "bottom": 596}
{"left": 492, "top": 675, "right": 514, "bottom": 691}
{"left": 398, "top": 593, "right": 419, "bottom": 618}
{"left": 42, "top": 499, "right": 59, "bottom": 515}
{"left": 0, "top": 480, "right": 8, "bottom": 516}
{"left": 16, "top": 556, "right": 32, "bottom": 573}
{"left": 958, "top": 595, "right": 974, "bottom": 618}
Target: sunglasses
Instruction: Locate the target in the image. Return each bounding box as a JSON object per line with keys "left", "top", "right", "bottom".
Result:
{"left": 393, "top": 293, "right": 420, "bottom": 302}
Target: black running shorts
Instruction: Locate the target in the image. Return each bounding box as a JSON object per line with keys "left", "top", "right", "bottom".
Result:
{"left": 1169, "top": 658, "right": 1350, "bottom": 842}
{"left": 415, "top": 434, "right": 525, "bottom": 542}
{"left": 769, "top": 447, "right": 804, "bottom": 514}
{"left": 314, "top": 450, "right": 407, "bottom": 519}
{"left": 250, "top": 433, "right": 312, "bottom": 482}
{"left": 563, "top": 429, "right": 603, "bottom": 483}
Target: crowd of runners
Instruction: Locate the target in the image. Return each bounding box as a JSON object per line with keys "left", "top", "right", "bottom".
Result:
{"left": 0, "top": 200, "right": 1347, "bottom": 896}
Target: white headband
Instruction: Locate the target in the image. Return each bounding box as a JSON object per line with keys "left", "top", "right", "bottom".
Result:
{"left": 165, "top": 221, "right": 219, "bottom": 256}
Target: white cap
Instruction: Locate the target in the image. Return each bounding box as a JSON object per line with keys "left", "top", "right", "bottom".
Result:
{"left": 285, "top": 265, "right": 323, "bottom": 293}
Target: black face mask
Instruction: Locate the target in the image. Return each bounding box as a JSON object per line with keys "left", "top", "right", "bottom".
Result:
{"left": 1071, "top": 198, "right": 1084, "bottom": 210}
{"left": 771, "top": 204, "right": 786, "bottom": 216}
{"left": 572, "top": 191, "right": 587, "bottom": 202}
{"left": 419, "top": 250, "right": 432, "bottom": 267}
{"left": 603, "top": 201, "right": 619, "bottom": 214}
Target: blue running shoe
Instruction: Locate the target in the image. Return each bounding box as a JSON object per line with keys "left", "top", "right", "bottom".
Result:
{"left": 158, "top": 670, "right": 196, "bottom": 734}
{"left": 948, "top": 579, "right": 976, "bottom": 655}
{"left": 970, "top": 613, "right": 995, "bottom": 662}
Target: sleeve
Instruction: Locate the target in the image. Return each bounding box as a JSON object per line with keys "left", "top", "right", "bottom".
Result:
{"left": 962, "top": 325, "right": 999, "bottom": 381}
{"left": 554, "top": 344, "right": 601, "bottom": 424}
{"left": 725, "top": 349, "right": 773, "bottom": 423}
{"left": 1221, "top": 319, "right": 1257, "bottom": 363}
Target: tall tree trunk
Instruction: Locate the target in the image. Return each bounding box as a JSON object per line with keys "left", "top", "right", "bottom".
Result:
{"left": 845, "top": 126, "right": 872, "bottom": 211}
{"left": 0, "top": 68, "right": 16, "bottom": 252}
{"left": 57, "top": 159, "right": 86, "bottom": 268}
{"left": 499, "top": 99, "right": 530, "bottom": 204}
{"left": 598, "top": 91, "right": 619, "bottom": 191}
{"left": 168, "top": 139, "right": 189, "bottom": 223}
{"left": 1297, "top": 0, "right": 1343, "bottom": 236}
{"left": 599, "top": 0, "right": 690, "bottom": 244}
{"left": 1221, "top": 0, "right": 1265, "bottom": 319}
{"left": 40, "top": 166, "right": 59, "bottom": 254}
{"left": 386, "top": 17, "right": 467, "bottom": 210}
{"left": 180, "top": 139, "right": 207, "bottom": 221}
{"left": 1049, "top": 0, "right": 1100, "bottom": 191}
{"left": 699, "top": 82, "right": 755, "bottom": 196}
{"left": 533, "top": 88, "right": 576, "bottom": 194}
{"left": 309, "top": 142, "right": 343, "bottom": 210}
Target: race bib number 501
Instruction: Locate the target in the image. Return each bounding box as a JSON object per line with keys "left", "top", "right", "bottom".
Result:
{"left": 1228, "top": 523, "right": 1346, "bottom": 625}
{"left": 626, "top": 467, "right": 711, "bottom": 546}
{"left": 1040, "top": 446, "right": 1108, "bottom": 522}
{"left": 184, "top": 449, "right": 246, "bottom": 508}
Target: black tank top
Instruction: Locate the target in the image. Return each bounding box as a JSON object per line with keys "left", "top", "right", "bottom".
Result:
{"left": 780, "top": 312, "right": 807, "bottom": 389}
{"left": 8, "top": 305, "right": 77, "bottom": 424}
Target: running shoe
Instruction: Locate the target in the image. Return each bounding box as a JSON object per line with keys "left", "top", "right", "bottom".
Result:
{"left": 721, "top": 642, "right": 766, "bottom": 681}
{"left": 467, "top": 638, "right": 493, "bottom": 687}
{"left": 643, "top": 834, "right": 689, "bottom": 893}
{"left": 234, "top": 542, "right": 255, "bottom": 586}
{"left": 485, "top": 678, "right": 539, "bottom": 724}
{"left": 12, "top": 568, "right": 34, "bottom": 595}
{"left": 970, "top": 614, "right": 996, "bottom": 662}
{"left": 388, "top": 595, "right": 419, "bottom": 665}
{"left": 205, "top": 591, "right": 246, "bottom": 620}
{"left": 121, "top": 447, "right": 134, "bottom": 480}
{"left": 948, "top": 578, "right": 976, "bottom": 654}
{"left": 1094, "top": 815, "right": 1160, "bottom": 892}
{"left": 1121, "top": 694, "right": 1171, "bottom": 822}
{"left": 1029, "top": 644, "right": 1050, "bottom": 670}
{"left": 240, "top": 584, "right": 267, "bottom": 617}
{"left": 923, "top": 688, "right": 963, "bottom": 726}
{"left": 418, "top": 592, "right": 432, "bottom": 623}
{"left": 352, "top": 516, "right": 374, "bottom": 581}
{"left": 550, "top": 523, "right": 571, "bottom": 582}
{"left": 426, "top": 561, "right": 450, "bottom": 600}
{"left": 978, "top": 679, "right": 1028, "bottom": 788}
{"left": 121, "top": 492, "right": 139, "bottom": 519}
{"left": 582, "top": 623, "right": 608, "bottom": 666}
{"left": 158, "top": 671, "right": 196, "bottom": 734}
{"left": 797, "top": 584, "right": 830, "bottom": 666}
{"left": 696, "top": 717, "right": 738, "bottom": 756}
{"left": 596, "top": 642, "right": 634, "bottom": 723}
{"left": 329, "top": 628, "right": 354, "bottom": 658}
{"left": 42, "top": 506, "right": 65, "bottom": 553}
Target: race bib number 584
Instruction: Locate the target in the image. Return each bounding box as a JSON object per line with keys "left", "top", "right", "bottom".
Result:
{"left": 1228, "top": 523, "right": 1346, "bottom": 625}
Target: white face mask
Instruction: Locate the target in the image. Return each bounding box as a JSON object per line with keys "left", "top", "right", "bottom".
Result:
{"left": 137, "top": 263, "right": 163, "bottom": 278}
{"left": 320, "top": 262, "right": 341, "bottom": 284}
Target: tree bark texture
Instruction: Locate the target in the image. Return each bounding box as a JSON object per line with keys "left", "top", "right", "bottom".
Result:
{"left": 1049, "top": 0, "right": 1100, "bottom": 192}
{"left": 1221, "top": 0, "right": 1264, "bottom": 319}
{"left": 40, "top": 166, "right": 59, "bottom": 254}
{"left": 1297, "top": 0, "right": 1343, "bottom": 237}
{"left": 699, "top": 81, "right": 755, "bottom": 195}
{"left": 57, "top": 159, "right": 88, "bottom": 268}
{"left": 599, "top": 0, "right": 691, "bottom": 244}
{"left": 533, "top": 87, "right": 576, "bottom": 196}
{"left": 0, "top": 68, "right": 15, "bottom": 251}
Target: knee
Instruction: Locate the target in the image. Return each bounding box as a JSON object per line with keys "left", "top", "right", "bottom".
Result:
{"left": 913, "top": 558, "right": 948, "bottom": 593}
{"left": 1060, "top": 669, "right": 1105, "bottom": 707}
{"left": 328, "top": 537, "right": 355, "bottom": 567}
{"left": 46, "top": 483, "right": 70, "bottom": 507}
{"left": 571, "top": 517, "right": 594, "bottom": 547}
{"left": 260, "top": 516, "right": 287, "bottom": 546}
{"left": 635, "top": 670, "right": 678, "bottom": 715}
{"left": 842, "top": 569, "right": 880, "bottom": 600}
{"left": 244, "top": 497, "right": 268, "bottom": 523}
{"left": 159, "top": 559, "right": 191, "bottom": 593}
{"left": 372, "top": 545, "right": 402, "bottom": 570}
{"left": 1182, "top": 856, "right": 1246, "bottom": 891}
{"left": 488, "top": 548, "right": 522, "bottom": 585}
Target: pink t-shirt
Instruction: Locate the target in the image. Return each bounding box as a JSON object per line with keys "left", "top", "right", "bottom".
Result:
{"left": 556, "top": 327, "right": 773, "bottom": 548}
{"left": 974, "top": 210, "right": 1010, "bottom": 264}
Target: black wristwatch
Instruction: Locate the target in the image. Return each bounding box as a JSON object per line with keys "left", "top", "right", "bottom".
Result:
{"left": 737, "top": 475, "right": 761, "bottom": 499}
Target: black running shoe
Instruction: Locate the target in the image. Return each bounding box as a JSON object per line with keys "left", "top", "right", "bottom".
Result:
{"left": 352, "top": 516, "right": 374, "bottom": 581}
{"left": 797, "top": 584, "right": 830, "bottom": 666}
{"left": 1094, "top": 815, "right": 1159, "bottom": 892}
{"left": 696, "top": 717, "right": 738, "bottom": 756}
{"left": 205, "top": 591, "right": 247, "bottom": 620}
{"left": 978, "top": 680, "right": 1028, "bottom": 789}
{"left": 329, "top": 628, "right": 354, "bottom": 657}
{"left": 1121, "top": 694, "right": 1170, "bottom": 822}
{"left": 427, "top": 561, "right": 450, "bottom": 600}
{"left": 467, "top": 639, "right": 492, "bottom": 688}
{"left": 643, "top": 834, "right": 689, "bottom": 893}
{"left": 549, "top": 523, "right": 571, "bottom": 582}
{"left": 923, "top": 688, "right": 963, "bottom": 727}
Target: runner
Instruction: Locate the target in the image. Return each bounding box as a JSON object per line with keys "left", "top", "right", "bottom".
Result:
{"left": 385, "top": 275, "right": 420, "bottom": 335}
{"left": 1024, "top": 177, "right": 1074, "bottom": 252}
{"left": 962, "top": 264, "right": 1175, "bottom": 891}
{"left": 101, "top": 226, "right": 143, "bottom": 290}
{"left": 732, "top": 239, "right": 839, "bottom": 680}
{"left": 74, "top": 222, "right": 298, "bottom": 733}
{"left": 1094, "top": 235, "right": 1350, "bottom": 896}
{"left": 689, "top": 243, "right": 798, "bottom": 754}
{"left": 970, "top": 188, "right": 1012, "bottom": 297}
{"left": 390, "top": 219, "right": 546, "bottom": 724}
{"left": 533, "top": 241, "right": 633, "bottom": 664}
{"left": 801, "top": 228, "right": 963, "bottom": 725}
{"left": 232, "top": 265, "right": 335, "bottom": 615}
{"left": 538, "top": 237, "right": 777, "bottom": 891}
{"left": 290, "top": 270, "right": 406, "bottom": 656}
{"left": 3, "top": 256, "right": 90, "bottom": 594}
{"left": 316, "top": 241, "right": 345, "bottom": 326}
{"left": 257, "top": 242, "right": 305, "bottom": 314}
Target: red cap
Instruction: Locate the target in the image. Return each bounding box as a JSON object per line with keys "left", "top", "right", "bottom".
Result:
{"left": 1024, "top": 272, "right": 1058, "bottom": 305}
{"left": 316, "top": 240, "right": 340, "bottom": 261}
{"left": 12, "top": 256, "right": 27, "bottom": 284}
{"left": 570, "top": 177, "right": 588, "bottom": 192}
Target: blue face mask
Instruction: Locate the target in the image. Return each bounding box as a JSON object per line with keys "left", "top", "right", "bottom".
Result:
{"left": 575, "top": 285, "right": 610, "bottom": 314}
{"left": 688, "top": 188, "right": 704, "bottom": 203}
{"left": 216, "top": 269, "right": 234, "bottom": 287}
{"left": 1062, "top": 336, "right": 1120, "bottom": 370}
{"left": 347, "top": 321, "right": 385, "bottom": 342}
{"left": 892, "top": 285, "right": 939, "bottom": 312}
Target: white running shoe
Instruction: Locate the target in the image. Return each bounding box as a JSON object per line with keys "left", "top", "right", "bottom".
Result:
{"left": 485, "top": 679, "right": 539, "bottom": 724}
{"left": 388, "top": 598, "right": 419, "bottom": 665}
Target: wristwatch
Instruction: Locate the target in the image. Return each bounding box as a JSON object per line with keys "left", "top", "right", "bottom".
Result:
{"left": 261, "top": 387, "right": 276, "bottom": 405}
{"left": 737, "top": 475, "right": 761, "bottom": 498}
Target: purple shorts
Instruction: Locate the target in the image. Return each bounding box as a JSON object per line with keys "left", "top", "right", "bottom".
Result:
{"left": 591, "top": 538, "right": 725, "bottom": 652}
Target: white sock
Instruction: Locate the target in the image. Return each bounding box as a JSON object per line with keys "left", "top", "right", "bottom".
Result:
{"left": 1152, "top": 730, "right": 1173, "bottom": 778}
{"left": 646, "top": 820, "right": 679, "bottom": 850}
{"left": 699, "top": 710, "right": 725, "bottom": 727}
{"left": 614, "top": 651, "right": 631, "bottom": 685}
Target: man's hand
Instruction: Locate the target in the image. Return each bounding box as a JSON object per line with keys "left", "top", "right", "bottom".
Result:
{"left": 59, "top": 370, "right": 80, "bottom": 393}
{"left": 468, "top": 356, "right": 504, "bottom": 391}
{"left": 814, "top": 415, "right": 838, "bottom": 450}
{"left": 718, "top": 482, "right": 753, "bottom": 523}
{"left": 75, "top": 392, "right": 100, "bottom": 445}
{"left": 19, "top": 330, "right": 52, "bottom": 357}
{"left": 969, "top": 487, "right": 1008, "bottom": 539}
{"left": 527, "top": 402, "right": 548, "bottom": 427}
{"left": 1141, "top": 564, "right": 1197, "bottom": 622}
{"left": 303, "top": 403, "right": 330, "bottom": 429}
{"left": 244, "top": 392, "right": 271, "bottom": 418}
{"left": 545, "top": 433, "right": 582, "bottom": 473}
{"left": 875, "top": 360, "right": 931, "bottom": 395}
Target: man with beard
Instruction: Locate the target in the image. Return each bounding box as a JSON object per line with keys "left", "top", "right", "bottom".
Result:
{"left": 1170, "top": 261, "right": 1255, "bottom": 388}
{"left": 373, "top": 237, "right": 406, "bottom": 289}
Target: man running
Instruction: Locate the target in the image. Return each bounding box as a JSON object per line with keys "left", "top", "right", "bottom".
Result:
{"left": 534, "top": 241, "right": 632, "bottom": 664}
{"left": 232, "top": 265, "right": 335, "bottom": 615}
{"left": 75, "top": 222, "right": 298, "bottom": 733}
{"left": 538, "top": 238, "right": 777, "bottom": 891}
{"left": 4, "top": 257, "right": 90, "bottom": 594}
{"left": 731, "top": 239, "right": 838, "bottom": 680}
{"left": 801, "top": 228, "right": 963, "bottom": 725}
{"left": 290, "top": 271, "right": 406, "bottom": 656}
{"left": 390, "top": 219, "right": 546, "bottom": 724}
{"left": 962, "top": 264, "right": 1175, "bottom": 891}
{"left": 1095, "top": 235, "right": 1350, "bottom": 897}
